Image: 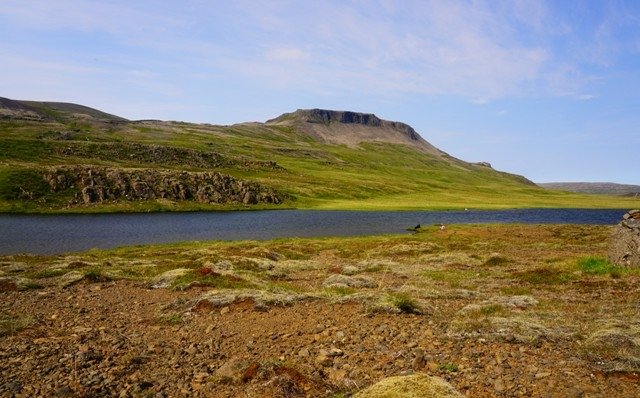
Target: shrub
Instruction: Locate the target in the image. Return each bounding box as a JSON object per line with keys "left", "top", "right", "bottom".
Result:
{"left": 390, "top": 293, "right": 421, "bottom": 314}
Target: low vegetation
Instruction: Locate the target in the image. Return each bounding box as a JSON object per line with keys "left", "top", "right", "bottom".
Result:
{"left": 3, "top": 224, "right": 640, "bottom": 397}
{"left": 0, "top": 102, "right": 638, "bottom": 212}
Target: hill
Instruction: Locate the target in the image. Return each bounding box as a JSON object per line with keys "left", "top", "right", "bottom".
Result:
{"left": 539, "top": 182, "right": 640, "bottom": 197}
{"left": 0, "top": 97, "right": 637, "bottom": 212}
{"left": 0, "top": 97, "right": 126, "bottom": 122}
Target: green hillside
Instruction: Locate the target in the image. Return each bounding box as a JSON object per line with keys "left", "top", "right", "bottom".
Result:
{"left": 0, "top": 99, "right": 637, "bottom": 212}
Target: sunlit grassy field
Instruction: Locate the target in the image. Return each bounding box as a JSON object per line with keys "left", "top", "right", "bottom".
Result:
{"left": 0, "top": 116, "right": 637, "bottom": 212}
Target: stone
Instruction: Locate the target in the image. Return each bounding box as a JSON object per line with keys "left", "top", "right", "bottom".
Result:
{"left": 148, "top": 268, "right": 191, "bottom": 289}
{"left": 298, "top": 348, "right": 310, "bottom": 357}
{"left": 322, "top": 274, "right": 378, "bottom": 289}
{"left": 352, "top": 373, "right": 464, "bottom": 397}
{"left": 609, "top": 210, "right": 640, "bottom": 267}
{"left": 329, "top": 348, "right": 344, "bottom": 357}
{"left": 316, "top": 352, "right": 333, "bottom": 367}
{"left": 58, "top": 271, "right": 85, "bottom": 288}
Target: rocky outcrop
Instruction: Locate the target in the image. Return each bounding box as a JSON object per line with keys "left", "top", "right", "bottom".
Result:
{"left": 609, "top": 210, "right": 640, "bottom": 267}
{"left": 267, "top": 108, "right": 423, "bottom": 142}
{"left": 42, "top": 166, "right": 286, "bottom": 206}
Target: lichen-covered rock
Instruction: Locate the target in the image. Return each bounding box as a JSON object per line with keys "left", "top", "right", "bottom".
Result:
{"left": 457, "top": 295, "right": 538, "bottom": 315}
{"left": 353, "top": 374, "right": 464, "bottom": 398}
{"left": 609, "top": 210, "right": 640, "bottom": 267}
{"left": 190, "top": 289, "right": 316, "bottom": 312}
{"left": 148, "top": 268, "right": 191, "bottom": 289}
{"left": 322, "top": 274, "right": 378, "bottom": 289}
{"left": 584, "top": 323, "right": 640, "bottom": 372}
{"left": 58, "top": 271, "right": 85, "bottom": 288}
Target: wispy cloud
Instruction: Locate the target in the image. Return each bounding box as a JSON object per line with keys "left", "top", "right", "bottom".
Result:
{"left": 1, "top": 0, "right": 638, "bottom": 105}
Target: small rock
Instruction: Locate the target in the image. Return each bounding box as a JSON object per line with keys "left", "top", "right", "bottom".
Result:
{"left": 58, "top": 271, "right": 85, "bottom": 288}
{"left": 5, "top": 382, "right": 22, "bottom": 393}
{"left": 55, "top": 386, "right": 74, "bottom": 396}
{"left": 220, "top": 306, "right": 230, "bottom": 315}
{"left": 298, "top": 348, "right": 310, "bottom": 357}
{"left": 535, "top": 372, "right": 551, "bottom": 379}
{"left": 316, "top": 354, "right": 333, "bottom": 367}
{"left": 329, "top": 348, "right": 344, "bottom": 357}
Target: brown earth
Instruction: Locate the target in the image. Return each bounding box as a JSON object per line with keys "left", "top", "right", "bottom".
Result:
{"left": 2, "top": 225, "right": 640, "bottom": 397}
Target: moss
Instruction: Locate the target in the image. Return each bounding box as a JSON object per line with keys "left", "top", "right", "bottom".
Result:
{"left": 578, "top": 256, "right": 621, "bottom": 277}
{"left": 353, "top": 374, "right": 464, "bottom": 398}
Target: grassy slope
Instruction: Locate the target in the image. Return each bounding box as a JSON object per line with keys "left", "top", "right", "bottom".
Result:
{"left": 0, "top": 115, "right": 637, "bottom": 212}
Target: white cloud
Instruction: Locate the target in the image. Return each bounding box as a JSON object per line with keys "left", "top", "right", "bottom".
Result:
{"left": 1, "top": 0, "right": 636, "bottom": 105}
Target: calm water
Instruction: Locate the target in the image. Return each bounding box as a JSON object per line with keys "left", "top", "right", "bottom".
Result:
{"left": 0, "top": 208, "right": 627, "bottom": 255}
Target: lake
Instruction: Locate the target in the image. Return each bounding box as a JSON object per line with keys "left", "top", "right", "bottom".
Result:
{"left": 0, "top": 208, "right": 627, "bottom": 255}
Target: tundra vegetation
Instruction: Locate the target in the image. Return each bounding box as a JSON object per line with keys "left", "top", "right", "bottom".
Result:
{"left": 2, "top": 224, "right": 640, "bottom": 397}
{"left": 0, "top": 99, "right": 637, "bottom": 212}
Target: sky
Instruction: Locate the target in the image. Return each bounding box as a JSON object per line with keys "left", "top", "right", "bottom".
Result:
{"left": 1, "top": 0, "right": 639, "bottom": 184}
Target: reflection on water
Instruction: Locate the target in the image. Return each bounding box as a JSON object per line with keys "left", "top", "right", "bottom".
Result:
{"left": 0, "top": 208, "right": 626, "bottom": 255}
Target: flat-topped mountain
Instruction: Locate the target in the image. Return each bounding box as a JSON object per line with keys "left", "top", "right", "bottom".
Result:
{"left": 267, "top": 109, "right": 443, "bottom": 155}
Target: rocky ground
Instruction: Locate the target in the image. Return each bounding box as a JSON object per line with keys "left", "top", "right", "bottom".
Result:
{"left": 1, "top": 224, "right": 640, "bottom": 397}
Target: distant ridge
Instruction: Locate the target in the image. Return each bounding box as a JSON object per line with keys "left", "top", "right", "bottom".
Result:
{"left": 539, "top": 182, "right": 640, "bottom": 196}
{"left": 0, "top": 97, "right": 127, "bottom": 122}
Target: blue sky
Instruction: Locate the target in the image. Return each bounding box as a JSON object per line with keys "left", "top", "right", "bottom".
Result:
{"left": 1, "top": 0, "right": 639, "bottom": 184}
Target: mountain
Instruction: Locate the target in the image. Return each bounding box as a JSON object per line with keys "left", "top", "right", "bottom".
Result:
{"left": 539, "top": 182, "right": 640, "bottom": 196}
{"left": 0, "top": 97, "right": 636, "bottom": 212}
{"left": 266, "top": 108, "right": 444, "bottom": 156}
{"left": 0, "top": 97, "right": 126, "bottom": 122}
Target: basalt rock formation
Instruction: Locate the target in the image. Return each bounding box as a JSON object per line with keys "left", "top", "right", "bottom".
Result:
{"left": 609, "top": 210, "right": 640, "bottom": 267}
{"left": 42, "top": 167, "right": 285, "bottom": 206}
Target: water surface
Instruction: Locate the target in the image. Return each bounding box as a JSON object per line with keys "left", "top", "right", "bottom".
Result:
{"left": 0, "top": 208, "right": 626, "bottom": 255}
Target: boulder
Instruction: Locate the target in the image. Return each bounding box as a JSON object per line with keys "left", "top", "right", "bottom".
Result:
{"left": 353, "top": 374, "right": 464, "bottom": 398}
{"left": 609, "top": 210, "right": 640, "bottom": 267}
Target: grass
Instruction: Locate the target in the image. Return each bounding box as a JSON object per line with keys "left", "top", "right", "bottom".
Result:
{"left": 171, "top": 270, "right": 254, "bottom": 290}
{"left": 1, "top": 114, "right": 638, "bottom": 212}
{"left": 84, "top": 268, "right": 112, "bottom": 282}
{"left": 0, "top": 315, "right": 34, "bottom": 336}
{"left": 157, "top": 313, "right": 183, "bottom": 325}
{"left": 578, "top": 256, "right": 621, "bottom": 277}
{"left": 514, "top": 267, "right": 575, "bottom": 285}
{"left": 389, "top": 292, "right": 422, "bottom": 314}
{"left": 437, "top": 363, "right": 459, "bottom": 373}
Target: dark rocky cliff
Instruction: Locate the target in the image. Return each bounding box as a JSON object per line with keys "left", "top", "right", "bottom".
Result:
{"left": 40, "top": 167, "right": 286, "bottom": 206}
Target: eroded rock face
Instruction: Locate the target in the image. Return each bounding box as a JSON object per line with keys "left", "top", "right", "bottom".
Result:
{"left": 609, "top": 210, "right": 640, "bottom": 267}
{"left": 42, "top": 166, "right": 286, "bottom": 206}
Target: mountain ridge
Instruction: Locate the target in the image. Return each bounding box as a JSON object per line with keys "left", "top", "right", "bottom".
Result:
{"left": 539, "top": 182, "right": 640, "bottom": 196}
